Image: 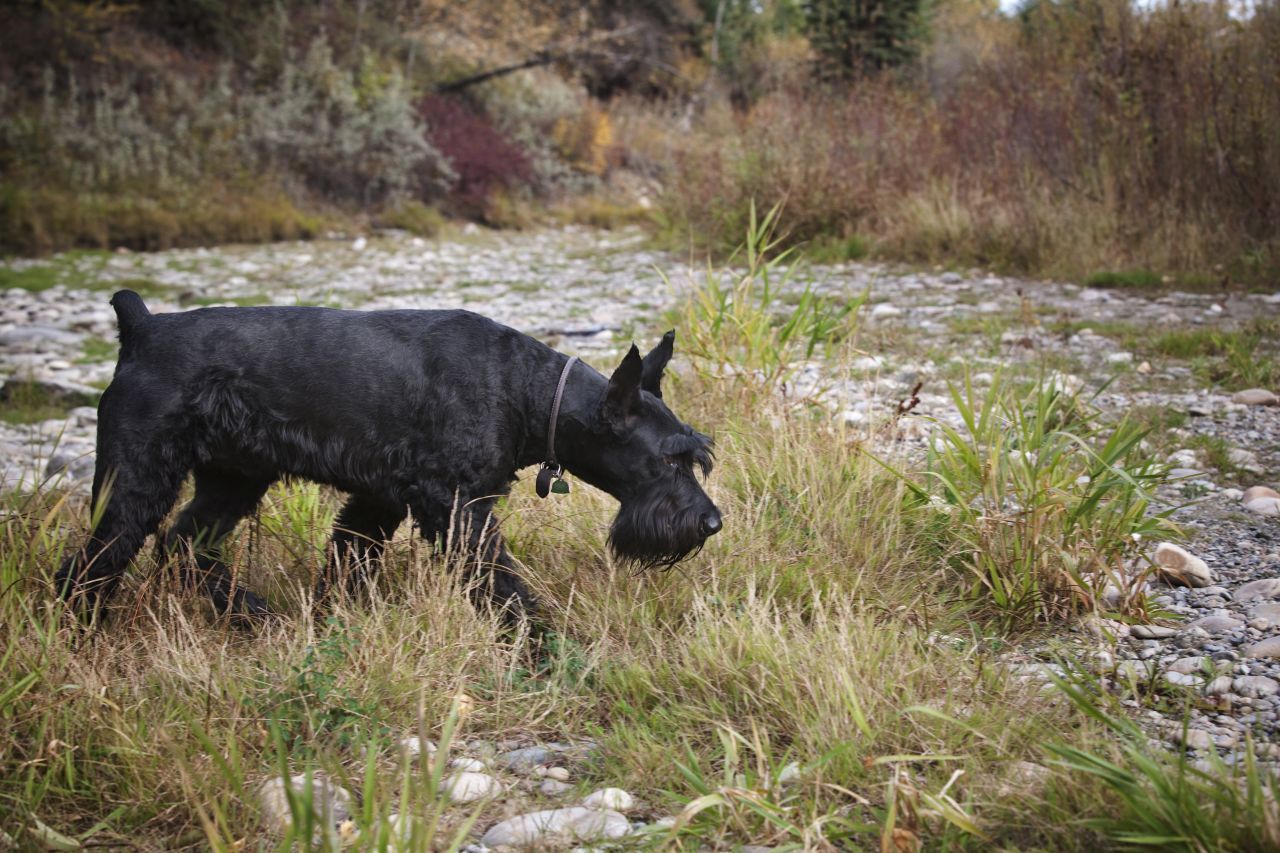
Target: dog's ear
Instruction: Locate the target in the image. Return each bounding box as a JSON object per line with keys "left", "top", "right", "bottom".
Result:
{"left": 604, "top": 344, "right": 644, "bottom": 425}
{"left": 641, "top": 330, "right": 674, "bottom": 399}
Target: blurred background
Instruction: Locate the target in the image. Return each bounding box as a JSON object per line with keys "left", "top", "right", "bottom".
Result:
{"left": 1, "top": 0, "right": 1277, "bottom": 287}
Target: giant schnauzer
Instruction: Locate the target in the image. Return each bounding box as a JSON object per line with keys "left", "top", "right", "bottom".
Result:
{"left": 54, "top": 290, "right": 721, "bottom": 623}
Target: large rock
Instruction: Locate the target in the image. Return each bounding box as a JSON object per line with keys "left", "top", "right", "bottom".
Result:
{"left": 399, "top": 736, "right": 436, "bottom": 759}
{"left": 479, "top": 807, "right": 631, "bottom": 847}
{"left": 1232, "top": 675, "right": 1280, "bottom": 699}
{"left": 1243, "top": 486, "right": 1280, "bottom": 503}
{"left": 1131, "top": 624, "right": 1179, "bottom": 639}
{"left": 1167, "top": 656, "right": 1209, "bottom": 675}
{"left": 498, "top": 746, "right": 558, "bottom": 774}
{"left": 1153, "top": 543, "right": 1213, "bottom": 588}
{"left": 1190, "top": 613, "right": 1244, "bottom": 634}
{"left": 1245, "top": 636, "right": 1280, "bottom": 659}
{"left": 1246, "top": 498, "right": 1280, "bottom": 517}
{"left": 1172, "top": 729, "right": 1214, "bottom": 751}
{"left": 1234, "top": 579, "right": 1280, "bottom": 603}
{"left": 258, "top": 774, "right": 353, "bottom": 834}
{"left": 1232, "top": 388, "right": 1278, "bottom": 406}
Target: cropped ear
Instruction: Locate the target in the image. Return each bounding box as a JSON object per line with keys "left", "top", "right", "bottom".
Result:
{"left": 640, "top": 330, "right": 674, "bottom": 399}
{"left": 603, "top": 344, "right": 644, "bottom": 426}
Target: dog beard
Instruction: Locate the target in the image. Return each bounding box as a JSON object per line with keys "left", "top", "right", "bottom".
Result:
{"left": 607, "top": 489, "right": 708, "bottom": 570}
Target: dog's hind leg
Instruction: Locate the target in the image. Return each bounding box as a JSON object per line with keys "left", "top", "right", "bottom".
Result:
{"left": 457, "top": 500, "right": 536, "bottom": 621}
{"left": 55, "top": 452, "right": 185, "bottom": 619}
{"left": 162, "top": 466, "right": 273, "bottom": 622}
{"left": 317, "top": 494, "right": 407, "bottom": 601}
{"left": 407, "top": 486, "right": 535, "bottom": 622}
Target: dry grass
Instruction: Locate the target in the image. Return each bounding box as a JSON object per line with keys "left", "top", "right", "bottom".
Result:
{"left": 0, "top": 246, "right": 1267, "bottom": 848}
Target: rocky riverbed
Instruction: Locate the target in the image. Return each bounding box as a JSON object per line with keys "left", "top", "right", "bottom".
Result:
{"left": 3, "top": 226, "right": 1280, "bottom": 841}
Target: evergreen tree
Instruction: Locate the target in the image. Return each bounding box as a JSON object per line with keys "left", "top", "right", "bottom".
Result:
{"left": 803, "top": 0, "right": 932, "bottom": 77}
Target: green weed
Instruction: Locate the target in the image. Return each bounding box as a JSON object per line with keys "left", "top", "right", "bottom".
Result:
{"left": 887, "top": 369, "right": 1176, "bottom": 624}
{"left": 676, "top": 202, "right": 861, "bottom": 396}
{"left": 1048, "top": 677, "right": 1280, "bottom": 851}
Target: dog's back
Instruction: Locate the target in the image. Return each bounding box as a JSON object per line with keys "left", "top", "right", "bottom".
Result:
{"left": 99, "top": 290, "right": 557, "bottom": 491}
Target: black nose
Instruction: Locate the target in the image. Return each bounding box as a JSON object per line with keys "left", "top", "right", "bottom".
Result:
{"left": 699, "top": 511, "right": 723, "bottom": 537}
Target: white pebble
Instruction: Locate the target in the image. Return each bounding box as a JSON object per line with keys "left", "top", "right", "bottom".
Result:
{"left": 583, "top": 787, "right": 634, "bottom": 812}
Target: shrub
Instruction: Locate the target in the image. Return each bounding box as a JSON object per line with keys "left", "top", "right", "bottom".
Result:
{"left": 241, "top": 41, "right": 448, "bottom": 206}
{"left": 654, "top": 0, "right": 1280, "bottom": 286}
{"left": 377, "top": 200, "right": 446, "bottom": 237}
{"left": 894, "top": 371, "right": 1176, "bottom": 624}
{"left": 419, "top": 94, "right": 532, "bottom": 220}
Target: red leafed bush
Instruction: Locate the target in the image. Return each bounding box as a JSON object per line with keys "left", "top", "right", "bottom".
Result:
{"left": 419, "top": 94, "right": 531, "bottom": 220}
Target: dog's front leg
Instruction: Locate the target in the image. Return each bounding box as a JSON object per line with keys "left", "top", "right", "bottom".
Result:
{"left": 316, "top": 494, "right": 408, "bottom": 604}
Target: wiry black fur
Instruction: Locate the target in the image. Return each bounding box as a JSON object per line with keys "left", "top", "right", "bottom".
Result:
{"left": 55, "top": 291, "right": 722, "bottom": 624}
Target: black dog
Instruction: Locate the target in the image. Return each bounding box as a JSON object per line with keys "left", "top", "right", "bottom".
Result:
{"left": 55, "top": 290, "right": 721, "bottom": 623}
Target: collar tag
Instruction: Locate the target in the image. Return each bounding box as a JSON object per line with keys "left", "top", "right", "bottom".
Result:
{"left": 536, "top": 463, "right": 567, "bottom": 498}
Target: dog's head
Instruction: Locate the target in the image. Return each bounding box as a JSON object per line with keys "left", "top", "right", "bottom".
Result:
{"left": 568, "top": 333, "right": 722, "bottom": 569}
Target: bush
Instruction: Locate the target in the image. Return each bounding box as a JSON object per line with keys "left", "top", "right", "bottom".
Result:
{"left": 653, "top": 0, "right": 1280, "bottom": 286}
{"left": 376, "top": 200, "right": 445, "bottom": 237}
{"left": 241, "top": 40, "right": 449, "bottom": 206}
{"left": 894, "top": 371, "right": 1175, "bottom": 624}
{"left": 0, "top": 40, "right": 447, "bottom": 252}
{"left": 419, "top": 94, "right": 531, "bottom": 221}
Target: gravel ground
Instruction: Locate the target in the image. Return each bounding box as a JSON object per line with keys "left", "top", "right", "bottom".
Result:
{"left": 3, "top": 225, "right": 1279, "bottom": 765}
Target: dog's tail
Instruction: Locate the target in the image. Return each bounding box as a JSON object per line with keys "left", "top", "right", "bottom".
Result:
{"left": 110, "top": 290, "right": 151, "bottom": 348}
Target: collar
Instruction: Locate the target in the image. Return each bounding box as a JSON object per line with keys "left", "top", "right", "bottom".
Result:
{"left": 536, "top": 355, "right": 578, "bottom": 498}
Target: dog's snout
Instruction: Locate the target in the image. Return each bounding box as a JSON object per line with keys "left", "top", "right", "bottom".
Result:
{"left": 699, "top": 510, "right": 723, "bottom": 538}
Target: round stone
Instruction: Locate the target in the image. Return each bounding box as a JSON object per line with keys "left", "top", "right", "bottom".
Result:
{"left": 1165, "top": 671, "right": 1204, "bottom": 687}
{"left": 399, "top": 736, "right": 437, "bottom": 758}
{"left": 1168, "top": 656, "right": 1209, "bottom": 675}
{"left": 1205, "top": 676, "right": 1234, "bottom": 695}
{"left": 1191, "top": 613, "right": 1244, "bottom": 634}
{"left": 1245, "top": 637, "right": 1280, "bottom": 659}
{"left": 1234, "top": 579, "right": 1280, "bottom": 603}
{"left": 443, "top": 771, "right": 503, "bottom": 803}
{"left": 1153, "top": 543, "right": 1213, "bottom": 588}
{"left": 1243, "top": 486, "right": 1280, "bottom": 504}
{"left": 1231, "top": 388, "right": 1278, "bottom": 406}
{"left": 259, "top": 774, "right": 353, "bottom": 834}
{"left": 583, "top": 788, "right": 635, "bottom": 812}
{"left": 1245, "top": 498, "right": 1280, "bottom": 517}
{"left": 1232, "top": 675, "right": 1279, "bottom": 698}
{"left": 1253, "top": 603, "right": 1280, "bottom": 623}
{"left": 540, "top": 779, "right": 573, "bottom": 796}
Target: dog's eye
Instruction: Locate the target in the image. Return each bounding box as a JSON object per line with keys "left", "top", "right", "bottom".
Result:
{"left": 664, "top": 456, "right": 680, "bottom": 468}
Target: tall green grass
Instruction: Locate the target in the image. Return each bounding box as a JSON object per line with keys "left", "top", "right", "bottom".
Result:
{"left": 892, "top": 371, "right": 1177, "bottom": 625}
